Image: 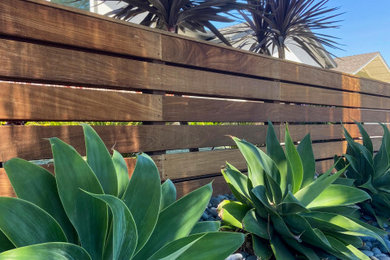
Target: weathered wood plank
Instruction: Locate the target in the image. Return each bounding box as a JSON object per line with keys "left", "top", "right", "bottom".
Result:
{"left": 174, "top": 176, "right": 230, "bottom": 198}
{"left": 0, "top": 39, "right": 163, "bottom": 89}
{"left": 161, "top": 35, "right": 390, "bottom": 96}
{"left": 0, "top": 82, "right": 162, "bottom": 121}
{"left": 162, "top": 95, "right": 390, "bottom": 123}
{"left": 0, "top": 125, "right": 268, "bottom": 161}
{"left": 0, "top": 0, "right": 161, "bottom": 60}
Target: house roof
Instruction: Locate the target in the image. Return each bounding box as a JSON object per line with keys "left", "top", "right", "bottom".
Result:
{"left": 332, "top": 52, "right": 380, "bottom": 74}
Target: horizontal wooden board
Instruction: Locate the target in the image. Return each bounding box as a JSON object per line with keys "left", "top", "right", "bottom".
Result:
{"left": 0, "top": 82, "right": 162, "bottom": 121}
{"left": 0, "top": 125, "right": 268, "bottom": 161}
{"left": 174, "top": 176, "right": 230, "bottom": 198}
{"left": 3, "top": 39, "right": 390, "bottom": 111}
{"left": 0, "top": 123, "right": 385, "bottom": 162}
{"left": 0, "top": 0, "right": 161, "bottom": 60}
{"left": 315, "top": 159, "right": 337, "bottom": 174}
{"left": 162, "top": 95, "right": 390, "bottom": 123}
{"left": 161, "top": 35, "right": 390, "bottom": 96}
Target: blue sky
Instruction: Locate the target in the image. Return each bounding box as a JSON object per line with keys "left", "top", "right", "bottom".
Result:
{"left": 323, "top": 0, "right": 390, "bottom": 63}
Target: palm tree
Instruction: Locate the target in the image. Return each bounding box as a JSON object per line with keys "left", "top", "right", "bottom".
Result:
{"left": 84, "top": 0, "right": 242, "bottom": 45}
{"left": 226, "top": 0, "right": 342, "bottom": 63}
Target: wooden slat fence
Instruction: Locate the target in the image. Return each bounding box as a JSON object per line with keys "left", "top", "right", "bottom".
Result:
{"left": 0, "top": 0, "right": 389, "bottom": 197}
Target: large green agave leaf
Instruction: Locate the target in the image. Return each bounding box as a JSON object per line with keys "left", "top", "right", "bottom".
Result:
{"left": 85, "top": 192, "right": 137, "bottom": 260}
{"left": 270, "top": 234, "right": 295, "bottom": 260}
{"left": 294, "top": 164, "right": 345, "bottom": 206}
{"left": 0, "top": 231, "right": 14, "bottom": 252}
{"left": 233, "top": 137, "right": 282, "bottom": 203}
{"left": 284, "top": 125, "right": 304, "bottom": 193}
{"left": 297, "top": 134, "right": 316, "bottom": 188}
{"left": 277, "top": 191, "right": 308, "bottom": 214}
{"left": 160, "top": 179, "right": 177, "bottom": 211}
{"left": 147, "top": 234, "right": 205, "bottom": 260}
{"left": 50, "top": 137, "right": 107, "bottom": 260}
{"left": 148, "top": 232, "right": 244, "bottom": 260}
{"left": 242, "top": 209, "right": 270, "bottom": 239}
{"left": 252, "top": 235, "right": 272, "bottom": 260}
{"left": 134, "top": 183, "right": 212, "bottom": 260}
{"left": 326, "top": 236, "right": 367, "bottom": 260}
{"left": 307, "top": 184, "right": 370, "bottom": 209}
{"left": 122, "top": 153, "right": 161, "bottom": 254}
{"left": 283, "top": 237, "right": 320, "bottom": 260}
{"left": 4, "top": 158, "right": 76, "bottom": 243}
{"left": 174, "top": 232, "right": 244, "bottom": 260}
{"left": 218, "top": 200, "right": 252, "bottom": 229}
{"left": 112, "top": 150, "right": 130, "bottom": 198}
{"left": 221, "top": 163, "right": 251, "bottom": 204}
{"left": 266, "top": 122, "right": 288, "bottom": 195}
{"left": 232, "top": 137, "right": 265, "bottom": 187}
{"left": 303, "top": 212, "right": 388, "bottom": 249}
{"left": 355, "top": 122, "right": 373, "bottom": 154}
{"left": 325, "top": 232, "right": 363, "bottom": 249}
{"left": 0, "top": 197, "right": 66, "bottom": 247}
{"left": 0, "top": 242, "right": 91, "bottom": 260}
{"left": 374, "top": 124, "right": 390, "bottom": 178}
{"left": 189, "top": 221, "right": 220, "bottom": 235}
{"left": 83, "top": 124, "right": 118, "bottom": 196}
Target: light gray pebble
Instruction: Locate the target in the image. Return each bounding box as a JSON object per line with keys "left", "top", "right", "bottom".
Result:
{"left": 225, "top": 253, "right": 244, "bottom": 260}
{"left": 362, "top": 250, "right": 374, "bottom": 257}
{"left": 378, "top": 256, "right": 390, "bottom": 260}
{"left": 366, "top": 241, "right": 373, "bottom": 248}
{"left": 371, "top": 257, "right": 379, "bottom": 260}
{"left": 209, "top": 207, "right": 218, "bottom": 217}
{"left": 361, "top": 245, "right": 371, "bottom": 250}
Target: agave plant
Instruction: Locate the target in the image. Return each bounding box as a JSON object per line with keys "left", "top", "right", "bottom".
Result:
{"left": 218, "top": 122, "right": 388, "bottom": 259}
{"left": 225, "top": 0, "right": 342, "bottom": 66}
{"left": 0, "top": 124, "right": 244, "bottom": 259}
{"left": 335, "top": 122, "right": 390, "bottom": 228}
{"left": 76, "top": 0, "right": 240, "bottom": 45}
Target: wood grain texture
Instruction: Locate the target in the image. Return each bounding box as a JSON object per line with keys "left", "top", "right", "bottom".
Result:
{"left": 0, "top": 39, "right": 163, "bottom": 89}
{"left": 315, "top": 159, "right": 336, "bottom": 174}
{"left": 0, "top": 82, "right": 162, "bottom": 121}
{"left": 0, "top": 125, "right": 268, "bottom": 161}
{"left": 162, "top": 95, "right": 390, "bottom": 123}
{"left": 161, "top": 35, "right": 390, "bottom": 96}
{"left": 174, "top": 176, "right": 230, "bottom": 198}
{"left": 0, "top": 0, "right": 161, "bottom": 59}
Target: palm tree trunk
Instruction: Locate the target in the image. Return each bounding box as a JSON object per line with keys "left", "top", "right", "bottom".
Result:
{"left": 278, "top": 45, "right": 285, "bottom": 59}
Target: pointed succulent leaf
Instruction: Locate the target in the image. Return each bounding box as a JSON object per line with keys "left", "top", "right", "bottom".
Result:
{"left": 264, "top": 171, "right": 283, "bottom": 205}
{"left": 297, "top": 134, "right": 316, "bottom": 188}
{"left": 0, "top": 197, "right": 67, "bottom": 247}
{"left": 133, "top": 184, "right": 212, "bottom": 260}
{"left": 112, "top": 150, "right": 130, "bottom": 198}
{"left": 161, "top": 179, "right": 177, "bottom": 211}
{"left": 252, "top": 235, "right": 273, "bottom": 260}
{"left": 189, "top": 221, "right": 220, "bottom": 235}
{"left": 355, "top": 122, "right": 373, "bottom": 155}
{"left": 242, "top": 209, "right": 270, "bottom": 239}
{"left": 333, "top": 177, "right": 355, "bottom": 186}
{"left": 251, "top": 186, "right": 277, "bottom": 214}
{"left": 83, "top": 124, "right": 118, "bottom": 196}
{"left": 149, "top": 232, "right": 244, "bottom": 260}
{"left": 374, "top": 124, "right": 390, "bottom": 178}
{"left": 283, "top": 237, "right": 320, "bottom": 260}
{"left": 217, "top": 200, "right": 251, "bottom": 229}
{"left": 4, "top": 158, "right": 76, "bottom": 243}
{"left": 359, "top": 175, "right": 378, "bottom": 193}
{"left": 122, "top": 153, "right": 161, "bottom": 254}
{"left": 285, "top": 125, "right": 304, "bottom": 193}
{"left": 294, "top": 164, "right": 345, "bottom": 206}
{"left": 303, "top": 212, "right": 388, "bottom": 249}
{"left": 266, "top": 122, "right": 288, "bottom": 195}
{"left": 221, "top": 163, "right": 251, "bottom": 204}
{"left": 277, "top": 191, "right": 309, "bottom": 214}
{"left": 85, "top": 192, "right": 138, "bottom": 260}
{"left": 0, "top": 242, "right": 91, "bottom": 260}
{"left": 50, "top": 137, "right": 107, "bottom": 260}
{"left": 232, "top": 136, "right": 265, "bottom": 187}
{"left": 147, "top": 234, "right": 205, "bottom": 260}
{"left": 270, "top": 234, "right": 296, "bottom": 260}
{"left": 326, "top": 236, "right": 366, "bottom": 260}
{"left": 326, "top": 232, "right": 363, "bottom": 249}
{"left": 307, "top": 184, "right": 370, "bottom": 209}
{"left": 271, "top": 214, "right": 301, "bottom": 242}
